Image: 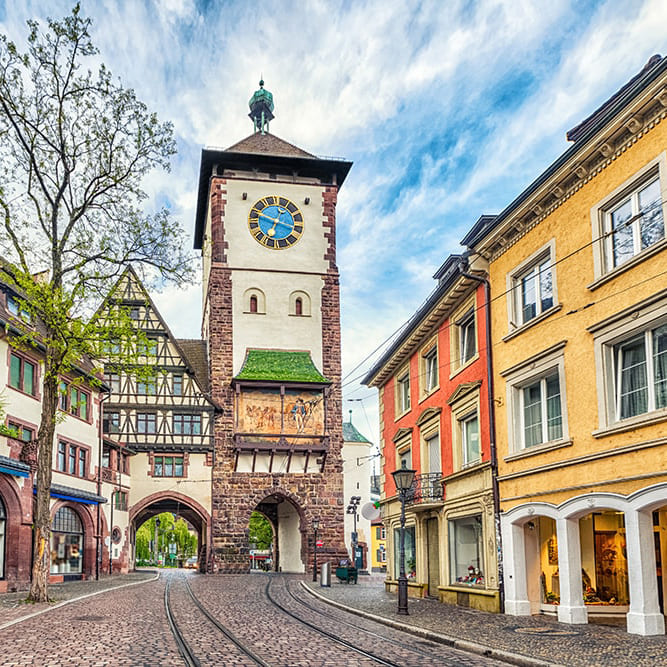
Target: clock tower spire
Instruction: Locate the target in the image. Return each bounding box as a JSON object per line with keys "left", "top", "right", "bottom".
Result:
{"left": 248, "top": 79, "right": 274, "bottom": 135}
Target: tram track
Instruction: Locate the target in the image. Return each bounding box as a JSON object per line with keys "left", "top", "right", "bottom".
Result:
{"left": 165, "top": 573, "right": 270, "bottom": 667}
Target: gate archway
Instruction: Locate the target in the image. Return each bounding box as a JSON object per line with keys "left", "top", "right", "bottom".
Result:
{"left": 129, "top": 491, "right": 211, "bottom": 571}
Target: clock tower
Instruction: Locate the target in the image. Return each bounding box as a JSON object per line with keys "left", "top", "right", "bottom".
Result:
{"left": 194, "top": 82, "right": 352, "bottom": 573}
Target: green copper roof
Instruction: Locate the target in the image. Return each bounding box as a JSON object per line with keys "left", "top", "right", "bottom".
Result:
{"left": 249, "top": 80, "right": 274, "bottom": 112}
{"left": 342, "top": 420, "right": 371, "bottom": 444}
{"left": 234, "top": 349, "right": 330, "bottom": 383}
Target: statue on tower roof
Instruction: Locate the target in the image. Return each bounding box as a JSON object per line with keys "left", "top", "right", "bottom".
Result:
{"left": 248, "top": 79, "right": 274, "bottom": 135}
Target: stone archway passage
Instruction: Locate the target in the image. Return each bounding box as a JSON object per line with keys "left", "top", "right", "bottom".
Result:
{"left": 254, "top": 494, "right": 305, "bottom": 574}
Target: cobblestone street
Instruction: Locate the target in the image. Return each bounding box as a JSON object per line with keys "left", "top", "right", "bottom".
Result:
{"left": 0, "top": 570, "right": 665, "bottom": 666}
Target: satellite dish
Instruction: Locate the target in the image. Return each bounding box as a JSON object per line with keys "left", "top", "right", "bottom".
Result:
{"left": 361, "top": 502, "right": 381, "bottom": 521}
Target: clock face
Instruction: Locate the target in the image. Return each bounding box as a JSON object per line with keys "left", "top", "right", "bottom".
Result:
{"left": 248, "top": 196, "right": 304, "bottom": 249}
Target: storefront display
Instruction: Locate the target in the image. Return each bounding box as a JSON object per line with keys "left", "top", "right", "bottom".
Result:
{"left": 50, "top": 506, "right": 83, "bottom": 575}
{"left": 449, "top": 515, "right": 484, "bottom": 587}
{"left": 393, "top": 526, "right": 416, "bottom": 579}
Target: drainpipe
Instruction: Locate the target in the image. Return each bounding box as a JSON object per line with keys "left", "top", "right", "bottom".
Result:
{"left": 97, "top": 389, "right": 111, "bottom": 581}
{"left": 458, "top": 254, "right": 505, "bottom": 613}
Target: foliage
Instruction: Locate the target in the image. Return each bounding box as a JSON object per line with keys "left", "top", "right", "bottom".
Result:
{"left": 0, "top": 4, "right": 194, "bottom": 600}
{"left": 248, "top": 511, "right": 273, "bottom": 550}
{"left": 135, "top": 513, "right": 198, "bottom": 562}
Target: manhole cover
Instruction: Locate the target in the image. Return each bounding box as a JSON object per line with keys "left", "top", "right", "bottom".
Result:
{"left": 73, "top": 615, "right": 106, "bottom": 622}
{"left": 514, "top": 626, "right": 579, "bottom": 636}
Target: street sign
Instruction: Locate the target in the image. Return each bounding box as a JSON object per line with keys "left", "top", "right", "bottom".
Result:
{"left": 316, "top": 540, "right": 323, "bottom": 547}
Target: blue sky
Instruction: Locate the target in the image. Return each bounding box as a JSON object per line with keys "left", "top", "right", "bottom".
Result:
{"left": 2, "top": 0, "right": 665, "bottom": 446}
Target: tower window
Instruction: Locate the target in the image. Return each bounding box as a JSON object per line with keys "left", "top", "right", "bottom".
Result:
{"left": 244, "top": 288, "right": 265, "bottom": 314}
{"left": 289, "top": 291, "right": 311, "bottom": 316}
{"left": 295, "top": 298, "right": 303, "bottom": 316}
{"left": 250, "top": 295, "right": 258, "bottom": 313}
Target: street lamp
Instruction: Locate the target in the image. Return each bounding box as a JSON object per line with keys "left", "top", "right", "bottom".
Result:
{"left": 312, "top": 518, "right": 320, "bottom": 582}
{"left": 346, "top": 496, "right": 361, "bottom": 566}
{"left": 391, "top": 465, "right": 416, "bottom": 616}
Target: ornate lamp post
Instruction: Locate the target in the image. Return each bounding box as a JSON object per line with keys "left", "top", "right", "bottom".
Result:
{"left": 391, "top": 465, "right": 416, "bottom": 615}
{"left": 312, "top": 518, "right": 320, "bottom": 582}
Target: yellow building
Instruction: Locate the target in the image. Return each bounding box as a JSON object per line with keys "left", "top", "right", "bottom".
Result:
{"left": 370, "top": 519, "right": 387, "bottom": 573}
{"left": 464, "top": 55, "right": 667, "bottom": 635}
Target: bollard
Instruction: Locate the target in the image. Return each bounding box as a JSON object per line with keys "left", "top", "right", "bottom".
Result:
{"left": 320, "top": 561, "right": 331, "bottom": 587}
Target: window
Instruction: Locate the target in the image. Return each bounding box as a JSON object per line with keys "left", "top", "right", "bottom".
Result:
{"left": 502, "top": 341, "right": 568, "bottom": 454}
{"left": 515, "top": 257, "right": 553, "bottom": 325}
{"left": 137, "top": 413, "right": 157, "bottom": 434}
{"left": 103, "top": 411, "right": 120, "bottom": 434}
{"left": 449, "top": 515, "right": 484, "bottom": 588}
{"left": 461, "top": 412, "right": 480, "bottom": 466}
{"left": 7, "top": 422, "right": 33, "bottom": 442}
{"left": 137, "top": 375, "right": 156, "bottom": 396}
{"left": 173, "top": 374, "right": 183, "bottom": 396}
{"left": 419, "top": 341, "right": 438, "bottom": 396}
{"left": 0, "top": 496, "right": 5, "bottom": 579}
{"left": 58, "top": 381, "right": 89, "bottom": 420}
{"left": 605, "top": 176, "right": 664, "bottom": 270}
{"left": 393, "top": 526, "right": 416, "bottom": 579}
{"left": 121, "top": 453, "right": 129, "bottom": 474}
{"left": 7, "top": 295, "right": 30, "bottom": 322}
{"left": 521, "top": 374, "right": 562, "bottom": 447}
{"left": 102, "top": 446, "right": 110, "bottom": 468}
{"left": 129, "top": 307, "right": 140, "bottom": 320}
{"left": 153, "top": 455, "right": 184, "bottom": 477}
{"left": 458, "top": 309, "right": 477, "bottom": 364}
{"left": 105, "top": 372, "right": 121, "bottom": 393}
{"left": 398, "top": 447, "right": 411, "bottom": 470}
{"left": 138, "top": 338, "right": 158, "bottom": 357}
{"left": 295, "top": 298, "right": 303, "bottom": 316}
{"left": 113, "top": 491, "right": 128, "bottom": 511}
{"left": 375, "top": 526, "right": 386, "bottom": 540}
{"left": 173, "top": 413, "right": 201, "bottom": 435}
{"left": 9, "top": 352, "right": 35, "bottom": 395}
{"left": 395, "top": 368, "right": 411, "bottom": 415}
{"left": 50, "top": 507, "right": 83, "bottom": 575}
{"left": 289, "top": 291, "right": 311, "bottom": 316}
{"left": 244, "top": 288, "right": 266, "bottom": 314}
{"left": 615, "top": 324, "right": 666, "bottom": 420}
{"left": 57, "top": 441, "right": 87, "bottom": 478}
{"left": 249, "top": 295, "right": 258, "bottom": 313}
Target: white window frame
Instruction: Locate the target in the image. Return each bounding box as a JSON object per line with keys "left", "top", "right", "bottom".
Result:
{"left": 420, "top": 339, "right": 439, "bottom": 397}
{"left": 395, "top": 365, "right": 411, "bottom": 417}
{"left": 501, "top": 342, "right": 569, "bottom": 456}
{"left": 450, "top": 295, "right": 478, "bottom": 375}
{"left": 449, "top": 384, "right": 481, "bottom": 471}
{"left": 518, "top": 373, "right": 562, "bottom": 449}
{"left": 590, "top": 292, "right": 667, "bottom": 434}
{"left": 506, "top": 240, "right": 557, "bottom": 334}
{"left": 460, "top": 411, "right": 480, "bottom": 468}
{"left": 590, "top": 152, "right": 667, "bottom": 284}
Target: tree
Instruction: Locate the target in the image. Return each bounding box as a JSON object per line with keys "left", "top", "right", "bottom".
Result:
{"left": 248, "top": 511, "right": 273, "bottom": 550}
{"left": 0, "top": 5, "right": 193, "bottom": 600}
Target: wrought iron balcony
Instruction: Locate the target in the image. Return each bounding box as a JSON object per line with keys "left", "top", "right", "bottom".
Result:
{"left": 406, "top": 473, "right": 443, "bottom": 505}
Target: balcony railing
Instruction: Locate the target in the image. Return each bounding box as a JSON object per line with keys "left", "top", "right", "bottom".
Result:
{"left": 406, "top": 473, "right": 443, "bottom": 505}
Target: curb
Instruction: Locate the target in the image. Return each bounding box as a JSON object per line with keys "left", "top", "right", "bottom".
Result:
{"left": 300, "top": 582, "right": 560, "bottom": 667}
{"left": 0, "top": 571, "right": 160, "bottom": 630}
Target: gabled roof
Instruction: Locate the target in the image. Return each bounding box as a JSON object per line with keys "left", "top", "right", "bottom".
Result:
{"left": 234, "top": 349, "right": 330, "bottom": 384}
{"left": 177, "top": 339, "right": 210, "bottom": 394}
{"left": 225, "top": 132, "right": 315, "bottom": 158}
{"left": 342, "top": 419, "right": 371, "bottom": 444}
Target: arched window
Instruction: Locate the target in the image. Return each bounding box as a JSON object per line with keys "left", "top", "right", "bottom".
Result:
{"left": 289, "top": 291, "right": 311, "bottom": 316}
{"left": 244, "top": 288, "right": 266, "bottom": 314}
{"left": 51, "top": 506, "right": 83, "bottom": 575}
{"left": 0, "top": 496, "right": 5, "bottom": 580}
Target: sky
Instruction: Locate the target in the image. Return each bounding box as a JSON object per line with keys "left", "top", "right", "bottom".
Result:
{"left": 1, "top": 0, "right": 665, "bottom": 450}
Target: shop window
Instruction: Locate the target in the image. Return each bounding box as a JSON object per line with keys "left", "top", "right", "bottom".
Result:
{"left": 50, "top": 507, "right": 83, "bottom": 575}
{"left": 395, "top": 367, "right": 411, "bottom": 416}
{"left": 579, "top": 511, "right": 629, "bottom": 606}
{"left": 536, "top": 517, "right": 560, "bottom": 605}
{"left": 173, "top": 374, "right": 183, "bottom": 396}
{"left": 137, "top": 413, "right": 157, "bottom": 434}
{"left": 0, "top": 496, "right": 5, "bottom": 579}
{"left": 173, "top": 413, "right": 201, "bottom": 435}
{"left": 9, "top": 352, "right": 35, "bottom": 396}
{"left": 448, "top": 515, "right": 484, "bottom": 588}
{"left": 153, "top": 455, "right": 184, "bottom": 477}
{"left": 393, "top": 525, "right": 416, "bottom": 579}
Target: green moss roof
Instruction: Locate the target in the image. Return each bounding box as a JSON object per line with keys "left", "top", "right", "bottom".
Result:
{"left": 234, "top": 349, "right": 330, "bottom": 384}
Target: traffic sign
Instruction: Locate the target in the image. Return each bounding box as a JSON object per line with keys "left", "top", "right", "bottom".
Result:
{"left": 316, "top": 540, "right": 323, "bottom": 547}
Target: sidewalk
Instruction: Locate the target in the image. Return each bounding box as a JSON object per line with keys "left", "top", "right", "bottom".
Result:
{"left": 0, "top": 569, "right": 157, "bottom": 628}
{"left": 304, "top": 574, "right": 667, "bottom": 667}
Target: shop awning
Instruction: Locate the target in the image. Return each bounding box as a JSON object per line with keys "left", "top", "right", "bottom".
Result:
{"left": 0, "top": 455, "right": 30, "bottom": 478}
{"left": 33, "top": 483, "right": 107, "bottom": 505}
